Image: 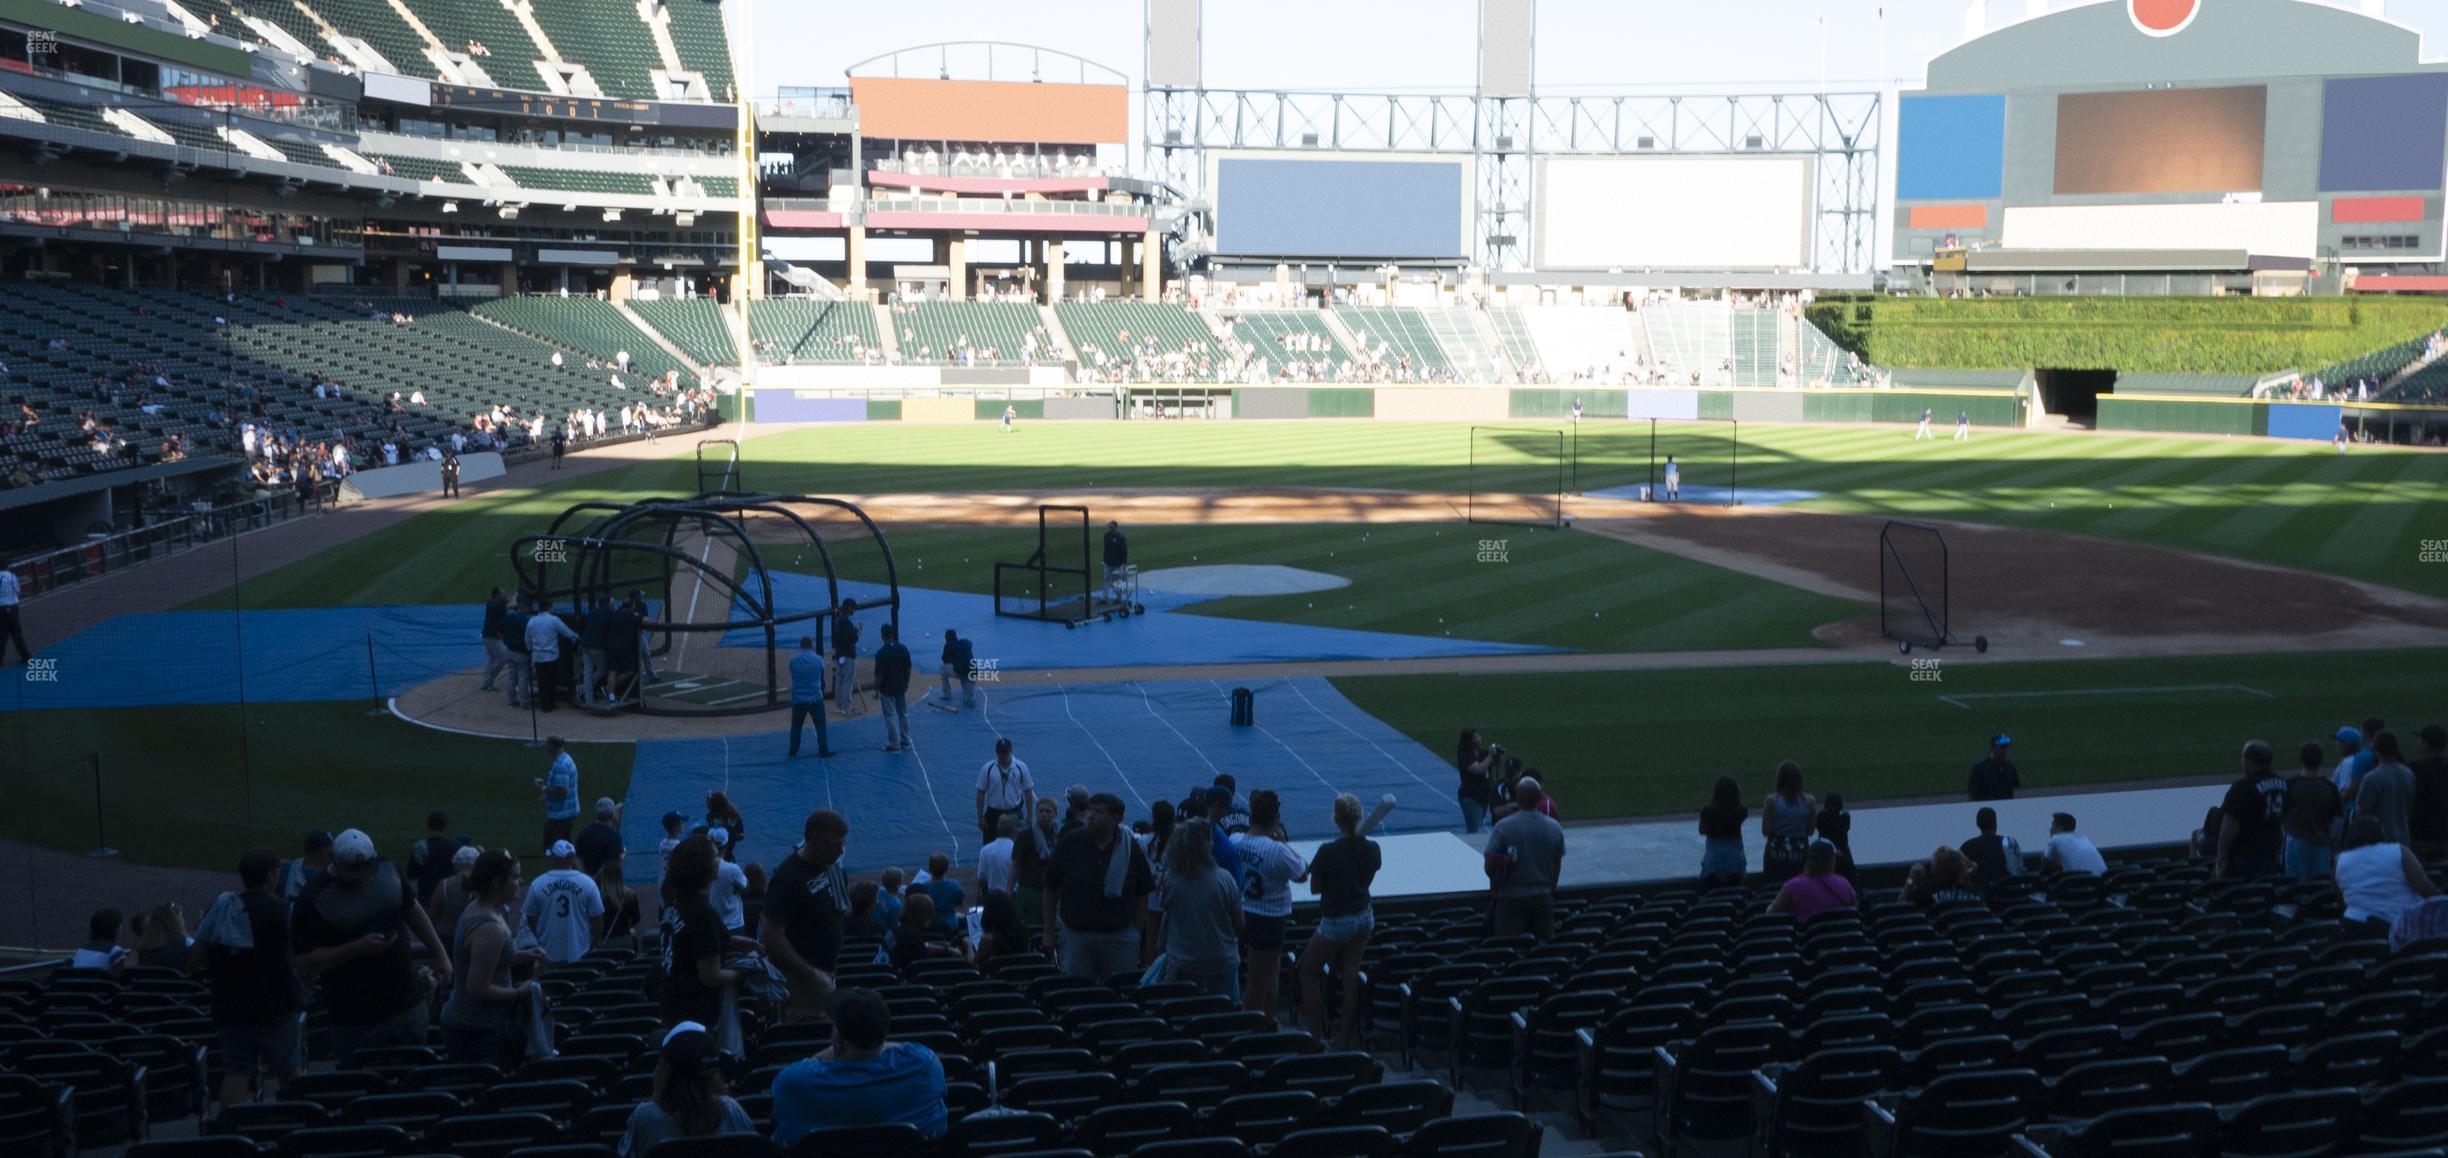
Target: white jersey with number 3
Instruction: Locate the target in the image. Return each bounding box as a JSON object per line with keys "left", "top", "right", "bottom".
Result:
{"left": 523, "top": 868, "right": 604, "bottom": 963}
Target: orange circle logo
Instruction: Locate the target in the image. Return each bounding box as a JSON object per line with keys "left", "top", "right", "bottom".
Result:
{"left": 2131, "top": 0, "right": 2201, "bottom": 36}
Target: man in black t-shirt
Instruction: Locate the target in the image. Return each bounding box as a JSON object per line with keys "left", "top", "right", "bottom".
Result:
{"left": 604, "top": 596, "right": 643, "bottom": 705}
{"left": 575, "top": 797, "right": 624, "bottom": 876}
{"left": 1968, "top": 735, "right": 2019, "bottom": 801}
{"left": 290, "top": 829, "right": 452, "bottom": 1068}
{"left": 2282, "top": 740, "right": 2344, "bottom": 881}
{"left": 407, "top": 811, "right": 471, "bottom": 907}
{"left": 763, "top": 809, "right": 850, "bottom": 1022}
{"left": 1042, "top": 793, "right": 1153, "bottom": 980}
{"left": 2217, "top": 740, "right": 2289, "bottom": 881}
{"left": 203, "top": 847, "right": 302, "bottom": 1108}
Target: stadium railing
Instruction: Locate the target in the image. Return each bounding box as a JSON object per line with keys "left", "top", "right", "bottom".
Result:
{"left": 6, "top": 480, "right": 338, "bottom": 599}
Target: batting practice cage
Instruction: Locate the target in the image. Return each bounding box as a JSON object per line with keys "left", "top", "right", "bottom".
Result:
{"left": 695, "top": 438, "right": 743, "bottom": 496}
{"left": 1465, "top": 426, "right": 1567, "bottom": 527}
{"left": 513, "top": 493, "right": 901, "bottom": 715}
{"left": 1879, "top": 519, "right": 1984, "bottom": 654}
{"left": 995, "top": 504, "right": 1145, "bottom": 627}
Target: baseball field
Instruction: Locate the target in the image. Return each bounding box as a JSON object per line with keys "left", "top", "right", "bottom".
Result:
{"left": 7, "top": 419, "right": 2444, "bottom": 871}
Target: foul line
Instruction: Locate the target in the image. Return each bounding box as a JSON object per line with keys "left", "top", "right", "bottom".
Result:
{"left": 1280, "top": 678, "right": 1451, "bottom": 799}
{"left": 899, "top": 715, "right": 964, "bottom": 867}
{"left": 1134, "top": 681, "right": 1223, "bottom": 778}
{"left": 1935, "top": 683, "right": 2275, "bottom": 710}
{"left": 1057, "top": 681, "right": 1151, "bottom": 812}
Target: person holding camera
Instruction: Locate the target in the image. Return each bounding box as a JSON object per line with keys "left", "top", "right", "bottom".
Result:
{"left": 1454, "top": 729, "right": 1498, "bottom": 834}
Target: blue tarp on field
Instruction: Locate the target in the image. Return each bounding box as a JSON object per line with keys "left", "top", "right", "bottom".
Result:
{"left": 619, "top": 675, "right": 1464, "bottom": 881}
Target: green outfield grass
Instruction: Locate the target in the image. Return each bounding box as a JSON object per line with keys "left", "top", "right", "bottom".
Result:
{"left": 809, "top": 522, "right": 1862, "bottom": 653}
{"left": 1333, "top": 649, "right": 2442, "bottom": 821}
{"left": 0, "top": 702, "right": 635, "bottom": 872}
{"left": 222, "top": 422, "right": 2447, "bottom": 612}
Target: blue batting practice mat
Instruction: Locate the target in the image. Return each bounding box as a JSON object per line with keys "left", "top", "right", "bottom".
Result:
{"left": 13, "top": 581, "right": 1550, "bottom": 712}
{"left": 1584, "top": 484, "right": 1823, "bottom": 507}
{"left": 618, "top": 675, "right": 1466, "bottom": 882}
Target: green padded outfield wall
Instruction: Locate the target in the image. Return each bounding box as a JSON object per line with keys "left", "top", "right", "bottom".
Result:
{"left": 1306, "top": 389, "right": 1376, "bottom": 418}
{"left": 974, "top": 399, "right": 1045, "bottom": 421}
{"left": 2097, "top": 397, "right": 2258, "bottom": 435}
{"left": 1509, "top": 389, "right": 1630, "bottom": 419}
{"left": 866, "top": 399, "right": 901, "bottom": 421}
{"left": 1803, "top": 393, "right": 1877, "bottom": 423}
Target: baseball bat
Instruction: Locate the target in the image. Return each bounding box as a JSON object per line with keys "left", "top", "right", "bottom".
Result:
{"left": 1357, "top": 793, "right": 1397, "bottom": 837}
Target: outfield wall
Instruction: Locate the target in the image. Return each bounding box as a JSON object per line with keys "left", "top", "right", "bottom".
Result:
{"left": 2100, "top": 394, "right": 2444, "bottom": 439}
{"left": 738, "top": 384, "right": 2035, "bottom": 429}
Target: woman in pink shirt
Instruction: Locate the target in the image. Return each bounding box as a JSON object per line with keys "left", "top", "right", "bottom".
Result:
{"left": 1768, "top": 840, "right": 1856, "bottom": 923}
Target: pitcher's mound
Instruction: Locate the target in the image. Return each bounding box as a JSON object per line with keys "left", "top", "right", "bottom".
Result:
{"left": 1138, "top": 565, "right": 1351, "bottom": 597}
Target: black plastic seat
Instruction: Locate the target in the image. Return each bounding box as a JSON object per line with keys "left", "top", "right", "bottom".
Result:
{"left": 424, "top": 1112, "right": 562, "bottom": 1158}
{"left": 126, "top": 1140, "right": 268, "bottom": 1158}
{"left": 1128, "top": 1061, "right": 1249, "bottom": 1112}
{"left": 1257, "top": 1052, "right": 1380, "bottom": 1101}
{"left": 2294, "top": 1032, "right": 2399, "bottom": 1091}
{"left": 1269, "top": 1125, "right": 1398, "bottom": 1158}
{"left": 1869, "top": 1068, "right": 2042, "bottom": 1158}
{"left": 1760, "top": 1045, "right": 1902, "bottom": 1158}
{"left": 1005, "top": 1071, "right": 1123, "bottom": 1120}
{"left": 1905, "top": 1034, "right": 2015, "bottom": 1087}
{"left": 214, "top": 1100, "right": 334, "bottom": 1145}
{"left": 2359, "top": 1077, "right": 2448, "bottom": 1152}
{"left": 2214, "top": 1087, "right": 2362, "bottom": 1158}
{"left": 2171, "top": 1045, "right": 2290, "bottom": 1107}
{"left": 1657, "top": 1021, "right": 1795, "bottom": 1145}
{"left": 2049, "top": 1056, "right": 2173, "bottom": 1122}
{"left": 2124, "top": 1013, "right": 2225, "bottom": 1064}
{"left": 1397, "top": 1112, "right": 1538, "bottom": 1158}
{"left": 1072, "top": 1101, "right": 1194, "bottom": 1157}
{"left": 274, "top": 1124, "right": 415, "bottom": 1157}
{"left": 939, "top": 1110, "right": 1062, "bottom": 1156}
{"left": 642, "top": 1136, "right": 777, "bottom": 1158}
{"left": 2045, "top": 1102, "right": 2220, "bottom": 1158}
{"left": 1206, "top": 1090, "right": 1322, "bottom": 1147}
{"left": 1321, "top": 1080, "right": 1449, "bottom": 1135}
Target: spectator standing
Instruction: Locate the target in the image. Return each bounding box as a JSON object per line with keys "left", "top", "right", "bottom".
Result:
{"left": 425, "top": 845, "right": 484, "bottom": 957}
{"left": 1485, "top": 779, "right": 1565, "bottom": 936}
{"left": 763, "top": 810, "right": 851, "bottom": 1022}
{"left": 0, "top": 561, "right": 26, "bottom": 665}
{"left": 1013, "top": 797, "right": 1060, "bottom": 930}
{"left": 1102, "top": 520, "right": 1129, "bottom": 598}
{"left": 2333, "top": 724, "right": 2377, "bottom": 796}
{"left": 195, "top": 847, "right": 300, "bottom": 1109}
{"left": 499, "top": 596, "right": 533, "bottom": 709}
{"left": 770, "top": 989, "right": 949, "bottom": 1143}
{"left": 830, "top": 598, "right": 861, "bottom": 713}
{"left": 2412, "top": 724, "right": 2448, "bottom": 858}
{"left": 705, "top": 792, "right": 746, "bottom": 858}
{"left": 707, "top": 831, "right": 750, "bottom": 933}
{"left": 2031, "top": 813, "right": 2103, "bottom": 875}
{"left": 524, "top": 840, "right": 604, "bottom": 964}
{"left": 2352, "top": 730, "right": 2419, "bottom": 846}
{"left": 1968, "top": 735, "right": 2019, "bottom": 801}
{"left": 1234, "top": 790, "right": 1309, "bottom": 1016}
{"left": 975, "top": 738, "right": 1036, "bottom": 846}
{"left": 1298, "top": 794, "right": 1379, "bottom": 1049}
{"left": 1961, "top": 807, "right": 2025, "bottom": 892}
{"left": 1815, "top": 792, "right": 1853, "bottom": 875}
{"left": 597, "top": 854, "right": 642, "bottom": 945}
{"left": 975, "top": 892, "right": 1032, "bottom": 965}
{"left": 578, "top": 595, "right": 611, "bottom": 707}
{"left": 536, "top": 736, "right": 579, "bottom": 851}
{"left": 408, "top": 811, "right": 472, "bottom": 908}
{"left": 1760, "top": 761, "right": 1817, "bottom": 883}
{"left": 2282, "top": 740, "right": 2344, "bottom": 881}
{"left": 1157, "top": 818, "right": 1243, "bottom": 997}
{"left": 441, "top": 849, "right": 540, "bottom": 1064}
{"left": 1454, "top": 729, "right": 1497, "bottom": 833}
{"left": 524, "top": 598, "right": 579, "bottom": 712}
{"left": 290, "top": 829, "right": 451, "bottom": 1067}
{"left": 440, "top": 450, "right": 459, "bottom": 498}
{"left": 2216, "top": 740, "right": 2289, "bottom": 880}
{"left": 874, "top": 623, "right": 912, "bottom": 752}
{"left": 1768, "top": 841, "right": 1856, "bottom": 921}
{"left": 575, "top": 799, "right": 623, "bottom": 875}
{"left": 786, "top": 637, "right": 833, "bottom": 758}
{"left": 658, "top": 835, "right": 736, "bottom": 1030}
{"left": 619, "top": 1022, "right": 756, "bottom": 1155}
{"left": 603, "top": 594, "right": 642, "bottom": 706}
{"left": 1698, "top": 776, "right": 1747, "bottom": 885}
{"left": 479, "top": 587, "right": 512, "bottom": 693}
{"left": 919, "top": 854, "right": 964, "bottom": 939}
{"left": 977, "top": 815, "right": 1018, "bottom": 899}
{"left": 1044, "top": 793, "right": 1154, "bottom": 979}
{"left": 2337, "top": 815, "right": 2441, "bottom": 927}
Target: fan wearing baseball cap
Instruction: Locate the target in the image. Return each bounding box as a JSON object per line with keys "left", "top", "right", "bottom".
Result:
{"left": 288, "top": 828, "right": 452, "bottom": 1069}
{"left": 619, "top": 1022, "right": 756, "bottom": 1154}
{"left": 1968, "top": 735, "right": 2019, "bottom": 802}
{"left": 523, "top": 840, "right": 604, "bottom": 964}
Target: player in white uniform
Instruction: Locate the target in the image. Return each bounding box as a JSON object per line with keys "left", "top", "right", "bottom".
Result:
{"left": 1663, "top": 455, "right": 1680, "bottom": 502}
{"left": 1953, "top": 409, "right": 1971, "bottom": 442}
